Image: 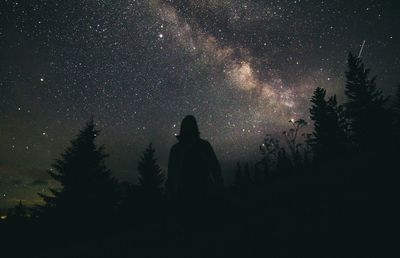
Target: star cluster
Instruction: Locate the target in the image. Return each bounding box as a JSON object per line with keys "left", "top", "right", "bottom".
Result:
{"left": 0, "top": 0, "right": 399, "bottom": 208}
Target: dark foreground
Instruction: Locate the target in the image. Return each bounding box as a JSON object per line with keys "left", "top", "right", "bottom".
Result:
{"left": 1, "top": 177, "right": 391, "bottom": 258}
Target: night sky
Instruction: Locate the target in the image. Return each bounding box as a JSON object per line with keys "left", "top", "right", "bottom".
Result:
{"left": 1, "top": 0, "right": 399, "bottom": 208}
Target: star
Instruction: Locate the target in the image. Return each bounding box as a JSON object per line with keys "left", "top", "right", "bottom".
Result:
{"left": 0, "top": 0, "right": 399, "bottom": 209}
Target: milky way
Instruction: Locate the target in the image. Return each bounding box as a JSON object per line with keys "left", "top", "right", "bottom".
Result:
{"left": 1, "top": 0, "right": 399, "bottom": 208}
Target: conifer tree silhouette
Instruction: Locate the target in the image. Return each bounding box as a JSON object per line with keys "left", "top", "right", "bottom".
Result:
{"left": 310, "top": 87, "right": 346, "bottom": 162}
{"left": 136, "top": 143, "right": 165, "bottom": 223}
{"left": 137, "top": 143, "right": 165, "bottom": 194}
{"left": 344, "top": 53, "right": 388, "bottom": 151}
{"left": 8, "top": 200, "right": 28, "bottom": 220}
{"left": 36, "top": 117, "right": 117, "bottom": 223}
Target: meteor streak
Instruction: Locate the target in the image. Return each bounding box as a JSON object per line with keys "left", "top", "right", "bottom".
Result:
{"left": 358, "top": 40, "right": 366, "bottom": 58}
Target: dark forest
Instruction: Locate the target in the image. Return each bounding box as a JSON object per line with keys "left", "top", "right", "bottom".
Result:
{"left": 1, "top": 53, "right": 399, "bottom": 257}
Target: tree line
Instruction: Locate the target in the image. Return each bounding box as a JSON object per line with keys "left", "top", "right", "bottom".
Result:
{"left": 2, "top": 52, "right": 399, "bottom": 257}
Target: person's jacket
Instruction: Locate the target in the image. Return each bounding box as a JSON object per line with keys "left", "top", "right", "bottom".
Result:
{"left": 167, "top": 137, "right": 223, "bottom": 202}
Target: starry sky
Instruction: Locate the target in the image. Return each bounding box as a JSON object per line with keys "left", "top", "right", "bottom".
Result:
{"left": 0, "top": 0, "right": 399, "bottom": 208}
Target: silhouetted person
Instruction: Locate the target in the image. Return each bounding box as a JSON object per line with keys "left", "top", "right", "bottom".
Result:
{"left": 167, "top": 115, "right": 223, "bottom": 205}
{"left": 166, "top": 115, "right": 223, "bottom": 255}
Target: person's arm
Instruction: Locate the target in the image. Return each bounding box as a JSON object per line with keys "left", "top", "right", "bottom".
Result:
{"left": 207, "top": 142, "right": 223, "bottom": 186}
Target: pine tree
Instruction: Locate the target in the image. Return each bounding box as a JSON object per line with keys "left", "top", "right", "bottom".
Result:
{"left": 344, "top": 52, "right": 388, "bottom": 151}
{"left": 310, "top": 87, "right": 329, "bottom": 156}
{"left": 310, "top": 87, "right": 346, "bottom": 161}
{"left": 37, "top": 118, "right": 117, "bottom": 223}
{"left": 137, "top": 143, "right": 165, "bottom": 195}
{"left": 8, "top": 200, "right": 28, "bottom": 220}
{"left": 136, "top": 143, "right": 165, "bottom": 223}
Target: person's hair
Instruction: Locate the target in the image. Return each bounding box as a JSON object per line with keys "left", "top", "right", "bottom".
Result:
{"left": 177, "top": 115, "right": 200, "bottom": 141}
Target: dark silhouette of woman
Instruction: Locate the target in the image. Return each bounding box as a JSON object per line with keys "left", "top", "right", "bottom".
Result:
{"left": 166, "top": 115, "right": 223, "bottom": 255}
{"left": 167, "top": 115, "right": 223, "bottom": 205}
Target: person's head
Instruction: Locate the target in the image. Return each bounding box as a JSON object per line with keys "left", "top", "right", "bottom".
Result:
{"left": 177, "top": 115, "right": 200, "bottom": 141}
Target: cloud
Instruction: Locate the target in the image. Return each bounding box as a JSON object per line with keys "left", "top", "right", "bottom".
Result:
{"left": 0, "top": 165, "right": 48, "bottom": 179}
{"left": 30, "top": 179, "right": 49, "bottom": 186}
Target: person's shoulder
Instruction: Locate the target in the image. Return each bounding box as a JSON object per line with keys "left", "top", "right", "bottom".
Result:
{"left": 170, "top": 142, "right": 181, "bottom": 152}
{"left": 199, "top": 139, "right": 212, "bottom": 148}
